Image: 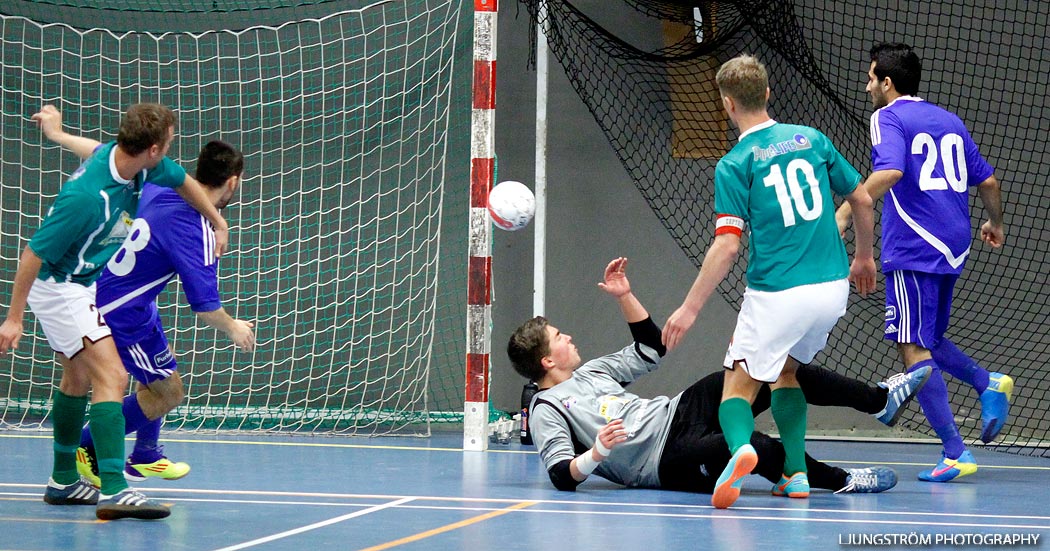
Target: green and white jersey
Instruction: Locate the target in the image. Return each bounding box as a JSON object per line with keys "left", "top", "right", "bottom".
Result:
{"left": 29, "top": 142, "right": 186, "bottom": 285}
{"left": 529, "top": 343, "right": 674, "bottom": 488}
{"left": 714, "top": 120, "right": 861, "bottom": 292}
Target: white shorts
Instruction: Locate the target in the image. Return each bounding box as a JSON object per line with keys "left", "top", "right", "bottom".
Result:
{"left": 27, "top": 278, "right": 111, "bottom": 359}
{"left": 723, "top": 278, "right": 849, "bottom": 383}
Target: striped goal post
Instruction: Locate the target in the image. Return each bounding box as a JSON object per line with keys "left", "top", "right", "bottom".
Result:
{"left": 464, "top": 0, "right": 497, "bottom": 451}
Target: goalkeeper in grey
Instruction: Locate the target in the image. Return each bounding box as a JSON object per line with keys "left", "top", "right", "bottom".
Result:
{"left": 507, "top": 257, "right": 910, "bottom": 495}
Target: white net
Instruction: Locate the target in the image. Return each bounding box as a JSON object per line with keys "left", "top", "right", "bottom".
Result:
{"left": 0, "top": 0, "right": 469, "bottom": 435}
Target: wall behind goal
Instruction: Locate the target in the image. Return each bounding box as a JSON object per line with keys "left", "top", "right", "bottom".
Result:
{"left": 489, "top": 0, "right": 1050, "bottom": 441}
{"left": 486, "top": 1, "right": 891, "bottom": 435}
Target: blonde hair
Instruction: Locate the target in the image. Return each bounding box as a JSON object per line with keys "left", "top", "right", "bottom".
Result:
{"left": 716, "top": 55, "right": 769, "bottom": 112}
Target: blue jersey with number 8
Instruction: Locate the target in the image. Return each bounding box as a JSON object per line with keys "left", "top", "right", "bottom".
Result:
{"left": 96, "top": 184, "right": 221, "bottom": 344}
{"left": 714, "top": 121, "right": 861, "bottom": 292}
{"left": 870, "top": 96, "right": 994, "bottom": 275}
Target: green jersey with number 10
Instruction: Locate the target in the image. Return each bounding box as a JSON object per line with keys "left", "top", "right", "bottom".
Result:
{"left": 714, "top": 121, "right": 861, "bottom": 292}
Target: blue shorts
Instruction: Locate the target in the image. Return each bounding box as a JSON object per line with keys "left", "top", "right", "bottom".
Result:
{"left": 884, "top": 270, "right": 958, "bottom": 349}
{"left": 115, "top": 318, "right": 177, "bottom": 385}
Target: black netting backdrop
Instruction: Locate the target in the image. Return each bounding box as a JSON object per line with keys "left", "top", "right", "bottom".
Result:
{"left": 522, "top": 0, "right": 1050, "bottom": 456}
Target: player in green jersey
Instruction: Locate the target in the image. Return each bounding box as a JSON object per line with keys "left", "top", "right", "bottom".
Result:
{"left": 0, "top": 103, "right": 229, "bottom": 520}
{"left": 662, "top": 55, "right": 877, "bottom": 509}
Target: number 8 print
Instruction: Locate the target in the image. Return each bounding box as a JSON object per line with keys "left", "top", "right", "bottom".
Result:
{"left": 107, "top": 218, "right": 152, "bottom": 276}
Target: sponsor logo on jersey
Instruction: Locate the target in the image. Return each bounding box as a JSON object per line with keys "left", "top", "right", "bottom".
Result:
{"left": 885, "top": 323, "right": 898, "bottom": 334}
{"left": 100, "top": 210, "right": 133, "bottom": 246}
{"left": 598, "top": 395, "right": 626, "bottom": 422}
{"left": 751, "top": 133, "right": 813, "bottom": 161}
{"left": 562, "top": 397, "right": 577, "bottom": 410}
{"left": 885, "top": 305, "right": 897, "bottom": 321}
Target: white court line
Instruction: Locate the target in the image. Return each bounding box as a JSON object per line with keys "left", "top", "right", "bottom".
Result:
{"left": 3, "top": 485, "right": 1049, "bottom": 524}
{"left": 2, "top": 489, "right": 1048, "bottom": 533}
{"left": 5, "top": 482, "right": 1050, "bottom": 520}
{"left": 210, "top": 496, "right": 415, "bottom": 551}
{"left": 508, "top": 507, "right": 1050, "bottom": 531}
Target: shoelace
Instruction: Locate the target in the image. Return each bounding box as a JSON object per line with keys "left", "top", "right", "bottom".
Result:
{"left": 883, "top": 372, "right": 910, "bottom": 390}
{"left": 834, "top": 470, "right": 877, "bottom": 494}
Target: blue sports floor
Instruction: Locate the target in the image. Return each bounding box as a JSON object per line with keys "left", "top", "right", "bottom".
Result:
{"left": 0, "top": 431, "right": 1047, "bottom": 550}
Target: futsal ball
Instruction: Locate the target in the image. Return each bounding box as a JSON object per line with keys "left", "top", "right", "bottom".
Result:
{"left": 487, "top": 181, "right": 535, "bottom": 231}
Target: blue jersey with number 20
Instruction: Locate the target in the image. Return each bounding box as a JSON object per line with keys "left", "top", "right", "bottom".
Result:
{"left": 870, "top": 96, "right": 994, "bottom": 275}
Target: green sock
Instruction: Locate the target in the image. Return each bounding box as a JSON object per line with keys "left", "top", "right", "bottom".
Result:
{"left": 51, "top": 391, "right": 88, "bottom": 485}
{"left": 718, "top": 397, "right": 755, "bottom": 454}
{"left": 88, "top": 401, "right": 128, "bottom": 495}
{"left": 771, "top": 387, "right": 808, "bottom": 476}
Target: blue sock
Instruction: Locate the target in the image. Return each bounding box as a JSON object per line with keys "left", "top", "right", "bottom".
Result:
{"left": 80, "top": 424, "right": 93, "bottom": 451}
{"left": 931, "top": 339, "right": 990, "bottom": 394}
{"left": 909, "top": 360, "right": 965, "bottom": 459}
{"left": 131, "top": 418, "right": 163, "bottom": 464}
{"left": 81, "top": 394, "right": 155, "bottom": 452}
{"left": 934, "top": 424, "right": 966, "bottom": 460}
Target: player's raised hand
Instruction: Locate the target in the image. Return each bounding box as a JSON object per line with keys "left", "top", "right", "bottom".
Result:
{"left": 0, "top": 319, "right": 23, "bottom": 355}
{"left": 597, "top": 257, "right": 631, "bottom": 298}
{"left": 980, "top": 221, "right": 1005, "bottom": 249}
{"left": 662, "top": 305, "right": 698, "bottom": 351}
{"left": 228, "top": 319, "right": 255, "bottom": 352}
{"left": 31, "top": 105, "right": 64, "bottom": 141}
{"left": 596, "top": 418, "right": 629, "bottom": 455}
{"left": 849, "top": 255, "right": 877, "bottom": 296}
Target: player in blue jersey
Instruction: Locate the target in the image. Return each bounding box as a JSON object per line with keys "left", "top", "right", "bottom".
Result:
{"left": 835, "top": 43, "right": 1010, "bottom": 482}
{"left": 661, "top": 55, "right": 878, "bottom": 509}
{"left": 34, "top": 138, "right": 256, "bottom": 488}
{"left": 0, "top": 104, "right": 229, "bottom": 520}
{"left": 82, "top": 140, "right": 255, "bottom": 485}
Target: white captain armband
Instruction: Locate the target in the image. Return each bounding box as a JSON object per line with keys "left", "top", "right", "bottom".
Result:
{"left": 715, "top": 214, "right": 745, "bottom": 237}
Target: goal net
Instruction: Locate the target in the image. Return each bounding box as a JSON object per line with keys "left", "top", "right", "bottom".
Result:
{"left": 0, "top": 0, "right": 471, "bottom": 435}
{"left": 522, "top": 0, "right": 1049, "bottom": 455}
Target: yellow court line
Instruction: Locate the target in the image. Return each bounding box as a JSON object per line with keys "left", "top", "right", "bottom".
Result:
{"left": 0, "top": 515, "right": 102, "bottom": 524}
{"left": 358, "top": 500, "right": 537, "bottom": 551}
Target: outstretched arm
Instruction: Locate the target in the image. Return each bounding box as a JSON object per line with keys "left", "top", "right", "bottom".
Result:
{"left": 32, "top": 105, "right": 102, "bottom": 160}
{"left": 597, "top": 257, "right": 647, "bottom": 323}
{"left": 662, "top": 233, "right": 739, "bottom": 351}
{"left": 197, "top": 308, "right": 256, "bottom": 352}
{"left": 598, "top": 257, "right": 665, "bottom": 359}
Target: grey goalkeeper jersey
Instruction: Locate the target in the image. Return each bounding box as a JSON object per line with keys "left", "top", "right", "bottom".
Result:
{"left": 529, "top": 342, "right": 679, "bottom": 488}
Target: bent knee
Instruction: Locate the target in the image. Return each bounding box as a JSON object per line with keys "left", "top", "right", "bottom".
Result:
{"left": 145, "top": 377, "right": 185, "bottom": 411}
